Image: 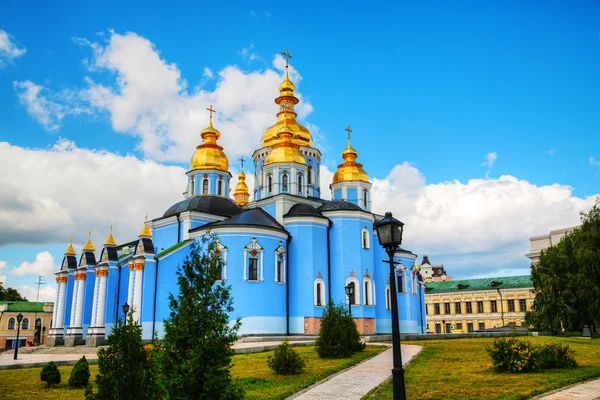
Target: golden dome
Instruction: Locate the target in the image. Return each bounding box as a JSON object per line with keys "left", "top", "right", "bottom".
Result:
{"left": 104, "top": 225, "right": 117, "bottom": 247}
{"left": 65, "top": 236, "right": 76, "bottom": 255}
{"left": 233, "top": 169, "right": 250, "bottom": 206}
{"left": 190, "top": 105, "right": 229, "bottom": 172}
{"left": 139, "top": 214, "right": 152, "bottom": 238}
{"left": 332, "top": 126, "right": 369, "bottom": 184}
{"left": 260, "top": 48, "right": 312, "bottom": 148}
{"left": 265, "top": 118, "right": 306, "bottom": 165}
{"left": 82, "top": 231, "right": 96, "bottom": 252}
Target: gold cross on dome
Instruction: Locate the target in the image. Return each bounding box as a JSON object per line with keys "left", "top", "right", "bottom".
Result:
{"left": 345, "top": 125, "right": 352, "bottom": 141}
{"left": 206, "top": 105, "right": 216, "bottom": 119}
{"left": 280, "top": 48, "right": 293, "bottom": 68}
{"left": 239, "top": 156, "right": 245, "bottom": 170}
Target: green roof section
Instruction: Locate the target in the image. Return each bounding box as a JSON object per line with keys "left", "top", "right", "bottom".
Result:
{"left": 157, "top": 239, "right": 193, "bottom": 259}
{"left": 425, "top": 275, "right": 532, "bottom": 294}
{"left": 0, "top": 301, "right": 49, "bottom": 312}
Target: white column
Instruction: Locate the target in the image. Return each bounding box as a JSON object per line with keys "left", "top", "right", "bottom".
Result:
{"left": 127, "top": 262, "right": 134, "bottom": 307}
{"left": 133, "top": 262, "right": 143, "bottom": 323}
{"left": 260, "top": 251, "right": 264, "bottom": 281}
{"left": 69, "top": 274, "right": 78, "bottom": 326}
{"left": 74, "top": 273, "right": 85, "bottom": 327}
{"left": 96, "top": 270, "right": 108, "bottom": 328}
{"left": 52, "top": 276, "right": 61, "bottom": 326}
{"left": 223, "top": 251, "right": 228, "bottom": 281}
{"left": 90, "top": 270, "right": 100, "bottom": 327}
{"left": 53, "top": 276, "right": 66, "bottom": 330}
{"left": 243, "top": 251, "right": 247, "bottom": 281}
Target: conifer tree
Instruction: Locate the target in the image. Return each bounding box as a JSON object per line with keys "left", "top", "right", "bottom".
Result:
{"left": 157, "top": 237, "right": 243, "bottom": 400}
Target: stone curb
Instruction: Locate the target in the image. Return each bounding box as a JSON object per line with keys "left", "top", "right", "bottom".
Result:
{"left": 528, "top": 377, "right": 600, "bottom": 400}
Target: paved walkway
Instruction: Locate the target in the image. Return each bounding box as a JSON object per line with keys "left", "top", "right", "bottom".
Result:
{"left": 535, "top": 378, "right": 600, "bottom": 400}
{"left": 291, "top": 344, "right": 422, "bottom": 400}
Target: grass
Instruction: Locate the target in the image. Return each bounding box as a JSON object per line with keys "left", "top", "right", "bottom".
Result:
{"left": 368, "top": 336, "right": 600, "bottom": 400}
{"left": 0, "top": 345, "right": 385, "bottom": 400}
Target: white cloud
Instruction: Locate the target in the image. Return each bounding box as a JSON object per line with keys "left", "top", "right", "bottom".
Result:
{"left": 0, "top": 260, "right": 6, "bottom": 284}
{"left": 0, "top": 29, "right": 26, "bottom": 67}
{"left": 16, "top": 284, "right": 56, "bottom": 302}
{"left": 590, "top": 157, "right": 600, "bottom": 167}
{"left": 238, "top": 44, "right": 261, "bottom": 63}
{"left": 482, "top": 151, "right": 497, "bottom": 168}
{"left": 0, "top": 139, "right": 186, "bottom": 248}
{"left": 10, "top": 251, "right": 57, "bottom": 277}
{"left": 13, "top": 81, "right": 66, "bottom": 131}
{"left": 203, "top": 67, "right": 214, "bottom": 79}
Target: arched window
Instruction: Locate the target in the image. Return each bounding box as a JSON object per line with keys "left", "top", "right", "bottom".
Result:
{"left": 244, "top": 238, "right": 264, "bottom": 282}
{"left": 217, "top": 179, "right": 223, "bottom": 196}
{"left": 22, "top": 318, "right": 29, "bottom": 330}
{"left": 268, "top": 175, "right": 272, "bottom": 192}
{"left": 346, "top": 278, "right": 360, "bottom": 306}
{"left": 8, "top": 318, "right": 15, "bottom": 330}
{"left": 363, "top": 189, "right": 368, "bottom": 208}
{"left": 314, "top": 279, "right": 326, "bottom": 307}
{"left": 190, "top": 177, "right": 195, "bottom": 195}
{"left": 308, "top": 166, "right": 313, "bottom": 184}
{"left": 35, "top": 318, "right": 42, "bottom": 328}
{"left": 316, "top": 283, "right": 322, "bottom": 306}
{"left": 202, "top": 179, "right": 209, "bottom": 194}
{"left": 297, "top": 174, "right": 302, "bottom": 194}
{"left": 282, "top": 173, "right": 288, "bottom": 192}
{"left": 385, "top": 286, "right": 391, "bottom": 310}
{"left": 349, "top": 282, "right": 356, "bottom": 305}
{"left": 248, "top": 256, "right": 258, "bottom": 281}
{"left": 364, "top": 280, "right": 369, "bottom": 305}
{"left": 362, "top": 227, "right": 370, "bottom": 249}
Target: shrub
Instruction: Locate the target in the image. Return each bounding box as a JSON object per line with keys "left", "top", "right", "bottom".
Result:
{"left": 69, "top": 356, "right": 90, "bottom": 388}
{"left": 40, "top": 361, "right": 61, "bottom": 388}
{"left": 317, "top": 301, "right": 365, "bottom": 358}
{"left": 487, "top": 337, "right": 578, "bottom": 373}
{"left": 267, "top": 341, "right": 305, "bottom": 375}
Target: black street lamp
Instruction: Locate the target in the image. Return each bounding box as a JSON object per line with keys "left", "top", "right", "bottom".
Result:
{"left": 13, "top": 313, "right": 24, "bottom": 360}
{"left": 375, "top": 212, "right": 406, "bottom": 400}
{"left": 546, "top": 294, "right": 553, "bottom": 335}
{"left": 122, "top": 302, "right": 130, "bottom": 325}
{"left": 42, "top": 326, "right": 46, "bottom": 346}
{"left": 345, "top": 284, "right": 354, "bottom": 316}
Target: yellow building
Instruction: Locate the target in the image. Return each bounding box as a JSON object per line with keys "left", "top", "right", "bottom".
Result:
{"left": 0, "top": 301, "right": 54, "bottom": 349}
{"left": 425, "top": 276, "right": 534, "bottom": 333}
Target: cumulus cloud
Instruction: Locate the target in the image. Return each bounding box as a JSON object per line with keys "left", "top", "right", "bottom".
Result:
{"left": 0, "top": 139, "right": 186, "bottom": 248}
{"left": 10, "top": 251, "right": 57, "bottom": 277}
{"left": 203, "top": 67, "right": 214, "bottom": 79}
{"left": 17, "top": 31, "right": 314, "bottom": 164}
{"left": 0, "top": 29, "right": 26, "bottom": 67}
{"left": 482, "top": 151, "right": 497, "bottom": 168}
{"left": 238, "top": 44, "right": 262, "bottom": 63}
{"left": 590, "top": 157, "right": 600, "bottom": 167}
{"left": 16, "top": 284, "right": 56, "bottom": 302}
{"left": 0, "top": 261, "right": 6, "bottom": 284}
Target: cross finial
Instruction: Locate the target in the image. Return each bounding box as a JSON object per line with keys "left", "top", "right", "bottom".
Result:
{"left": 70, "top": 235, "right": 73, "bottom": 244}
{"left": 206, "top": 105, "right": 216, "bottom": 120}
{"left": 280, "top": 47, "right": 293, "bottom": 68}
{"left": 345, "top": 125, "right": 352, "bottom": 145}
{"left": 88, "top": 230, "right": 92, "bottom": 238}
{"left": 110, "top": 224, "right": 113, "bottom": 233}
{"left": 239, "top": 156, "right": 245, "bottom": 171}
{"left": 144, "top": 213, "right": 148, "bottom": 221}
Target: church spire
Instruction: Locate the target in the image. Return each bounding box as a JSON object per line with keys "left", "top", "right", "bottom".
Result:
{"left": 82, "top": 231, "right": 96, "bottom": 252}
{"left": 332, "top": 125, "right": 369, "bottom": 184}
{"left": 190, "top": 105, "right": 229, "bottom": 172}
{"left": 139, "top": 214, "right": 152, "bottom": 238}
{"left": 104, "top": 225, "right": 117, "bottom": 247}
{"left": 233, "top": 157, "right": 250, "bottom": 206}
{"left": 65, "top": 236, "right": 76, "bottom": 256}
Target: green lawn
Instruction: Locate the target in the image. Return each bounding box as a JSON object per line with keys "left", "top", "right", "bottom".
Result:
{"left": 368, "top": 336, "right": 600, "bottom": 400}
{"left": 0, "top": 345, "right": 385, "bottom": 400}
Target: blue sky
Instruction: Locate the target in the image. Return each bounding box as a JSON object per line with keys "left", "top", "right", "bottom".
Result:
{"left": 0, "top": 0, "right": 599, "bottom": 300}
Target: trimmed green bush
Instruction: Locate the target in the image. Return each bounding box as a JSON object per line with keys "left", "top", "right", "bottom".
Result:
{"left": 535, "top": 342, "right": 577, "bottom": 370}
{"left": 316, "top": 301, "right": 366, "bottom": 358}
{"left": 69, "top": 355, "right": 90, "bottom": 388}
{"left": 487, "top": 337, "right": 577, "bottom": 373}
{"left": 40, "top": 361, "right": 61, "bottom": 388}
{"left": 267, "top": 341, "right": 306, "bottom": 375}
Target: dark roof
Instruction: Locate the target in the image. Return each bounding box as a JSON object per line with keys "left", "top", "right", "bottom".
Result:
{"left": 141, "top": 238, "right": 155, "bottom": 254}
{"left": 432, "top": 267, "right": 445, "bottom": 276}
{"left": 318, "top": 200, "right": 364, "bottom": 212}
{"left": 163, "top": 195, "right": 243, "bottom": 218}
{"left": 195, "top": 208, "right": 288, "bottom": 234}
{"left": 284, "top": 203, "right": 327, "bottom": 218}
{"left": 104, "top": 247, "right": 118, "bottom": 262}
{"left": 421, "top": 255, "right": 431, "bottom": 265}
{"left": 61, "top": 255, "right": 77, "bottom": 270}
{"left": 425, "top": 275, "right": 533, "bottom": 294}
{"left": 80, "top": 252, "right": 96, "bottom": 266}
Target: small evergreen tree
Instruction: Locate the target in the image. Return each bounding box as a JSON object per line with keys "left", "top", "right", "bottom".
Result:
{"left": 157, "top": 237, "right": 243, "bottom": 400}
{"left": 85, "top": 312, "right": 161, "bottom": 400}
{"left": 267, "top": 341, "right": 306, "bottom": 375}
{"left": 40, "top": 361, "right": 61, "bottom": 388}
{"left": 317, "top": 301, "right": 365, "bottom": 358}
{"left": 69, "top": 355, "right": 90, "bottom": 387}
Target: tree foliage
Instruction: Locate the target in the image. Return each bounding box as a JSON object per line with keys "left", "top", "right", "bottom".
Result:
{"left": 316, "top": 301, "right": 365, "bottom": 358}
{"left": 267, "top": 341, "right": 305, "bottom": 375}
{"left": 526, "top": 198, "right": 600, "bottom": 332}
{"left": 40, "top": 361, "right": 61, "bottom": 388}
{"left": 156, "top": 237, "right": 243, "bottom": 400}
{"left": 69, "top": 355, "right": 90, "bottom": 387}
{"left": 85, "top": 312, "right": 161, "bottom": 400}
{"left": 0, "top": 283, "right": 27, "bottom": 301}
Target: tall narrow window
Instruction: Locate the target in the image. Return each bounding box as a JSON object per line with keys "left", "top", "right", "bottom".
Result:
{"left": 444, "top": 302, "right": 451, "bottom": 314}
{"left": 491, "top": 300, "right": 497, "bottom": 312}
{"left": 8, "top": 318, "right": 15, "bottom": 329}
{"left": 434, "top": 303, "right": 440, "bottom": 314}
{"left": 35, "top": 318, "right": 42, "bottom": 328}
{"left": 508, "top": 299, "right": 515, "bottom": 312}
{"left": 349, "top": 281, "right": 356, "bottom": 305}
{"left": 276, "top": 260, "right": 283, "bottom": 283}
{"left": 397, "top": 274, "right": 403, "bottom": 293}
{"left": 466, "top": 302, "right": 473, "bottom": 314}
{"left": 249, "top": 257, "right": 258, "bottom": 281}
{"left": 217, "top": 180, "right": 223, "bottom": 196}
{"left": 386, "top": 286, "right": 391, "bottom": 310}
{"left": 364, "top": 281, "right": 369, "bottom": 305}
{"left": 268, "top": 175, "right": 272, "bottom": 192}
{"left": 363, "top": 189, "right": 368, "bottom": 208}
{"left": 455, "top": 302, "right": 462, "bottom": 314}
{"left": 519, "top": 299, "right": 527, "bottom": 312}
{"left": 216, "top": 258, "right": 223, "bottom": 281}
{"left": 190, "top": 177, "right": 195, "bottom": 195}
{"left": 316, "top": 282, "right": 322, "bottom": 306}
{"left": 362, "top": 227, "right": 370, "bottom": 249}
{"left": 297, "top": 174, "right": 302, "bottom": 194}
{"left": 202, "top": 179, "right": 209, "bottom": 194}
{"left": 362, "top": 231, "right": 368, "bottom": 248}
{"left": 308, "top": 166, "right": 313, "bottom": 184}
{"left": 477, "top": 301, "right": 484, "bottom": 313}
{"left": 22, "top": 318, "right": 29, "bottom": 330}
{"left": 282, "top": 174, "right": 288, "bottom": 191}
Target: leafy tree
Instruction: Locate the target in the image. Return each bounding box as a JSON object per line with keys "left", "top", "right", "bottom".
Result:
{"left": 69, "top": 355, "right": 90, "bottom": 388}
{"left": 85, "top": 312, "right": 161, "bottom": 400}
{"left": 526, "top": 198, "right": 600, "bottom": 332}
{"left": 157, "top": 237, "right": 243, "bottom": 400}
{"left": 316, "top": 301, "right": 365, "bottom": 358}
{"left": 0, "top": 283, "right": 27, "bottom": 301}
{"left": 40, "top": 361, "right": 61, "bottom": 388}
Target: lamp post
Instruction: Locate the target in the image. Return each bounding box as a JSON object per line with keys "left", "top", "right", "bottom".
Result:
{"left": 345, "top": 284, "right": 354, "bottom": 316}
{"left": 42, "top": 326, "right": 46, "bottom": 345}
{"left": 13, "top": 313, "right": 23, "bottom": 360}
{"left": 122, "top": 302, "right": 130, "bottom": 325}
{"left": 546, "top": 294, "right": 553, "bottom": 335}
{"left": 375, "top": 212, "right": 406, "bottom": 400}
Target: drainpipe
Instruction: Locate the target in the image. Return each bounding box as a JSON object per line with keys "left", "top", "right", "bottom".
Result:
{"left": 327, "top": 220, "right": 332, "bottom": 302}
{"left": 176, "top": 214, "right": 181, "bottom": 243}
{"left": 152, "top": 256, "right": 159, "bottom": 342}
{"left": 286, "top": 235, "right": 292, "bottom": 336}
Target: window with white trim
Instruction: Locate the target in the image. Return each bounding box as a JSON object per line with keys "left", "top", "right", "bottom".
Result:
{"left": 202, "top": 179, "right": 209, "bottom": 194}
{"left": 244, "top": 238, "right": 264, "bottom": 282}
{"left": 22, "top": 318, "right": 29, "bottom": 330}
{"left": 274, "top": 243, "right": 286, "bottom": 283}
{"left": 345, "top": 277, "right": 360, "bottom": 306}
{"left": 190, "top": 177, "right": 195, "bottom": 195}
{"left": 282, "top": 173, "right": 288, "bottom": 192}
{"left": 314, "top": 279, "right": 326, "bottom": 307}
{"left": 268, "top": 174, "right": 272, "bottom": 192}
{"left": 217, "top": 179, "right": 223, "bottom": 196}
{"left": 385, "top": 286, "right": 391, "bottom": 310}
{"left": 364, "top": 278, "right": 373, "bottom": 306}
{"left": 211, "top": 239, "right": 228, "bottom": 281}
{"left": 8, "top": 318, "right": 15, "bottom": 330}
{"left": 362, "top": 227, "right": 370, "bottom": 249}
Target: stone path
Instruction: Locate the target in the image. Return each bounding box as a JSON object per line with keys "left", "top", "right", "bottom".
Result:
{"left": 534, "top": 378, "right": 600, "bottom": 400}
{"left": 290, "top": 344, "right": 422, "bottom": 400}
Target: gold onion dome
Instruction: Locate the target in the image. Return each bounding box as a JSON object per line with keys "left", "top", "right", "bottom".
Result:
{"left": 332, "top": 126, "right": 370, "bottom": 184}
{"left": 104, "top": 225, "right": 117, "bottom": 246}
{"left": 139, "top": 214, "right": 152, "bottom": 238}
{"left": 260, "top": 48, "right": 312, "bottom": 148}
{"left": 82, "top": 231, "right": 96, "bottom": 252}
{"left": 265, "top": 117, "right": 306, "bottom": 165}
{"left": 190, "top": 105, "right": 229, "bottom": 172}
{"left": 65, "top": 236, "right": 76, "bottom": 255}
{"left": 233, "top": 159, "right": 251, "bottom": 206}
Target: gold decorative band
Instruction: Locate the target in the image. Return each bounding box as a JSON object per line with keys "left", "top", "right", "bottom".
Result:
{"left": 135, "top": 263, "right": 145, "bottom": 271}
{"left": 99, "top": 270, "right": 109, "bottom": 277}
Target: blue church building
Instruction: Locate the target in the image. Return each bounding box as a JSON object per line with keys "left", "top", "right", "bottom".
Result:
{"left": 48, "top": 54, "right": 427, "bottom": 346}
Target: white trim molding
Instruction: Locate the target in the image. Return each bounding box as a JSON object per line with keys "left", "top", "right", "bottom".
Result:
{"left": 274, "top": 242, "right": 286, "bottom": 283}
{"left": 244, "top": 238, "right": 264, "bottom": 282}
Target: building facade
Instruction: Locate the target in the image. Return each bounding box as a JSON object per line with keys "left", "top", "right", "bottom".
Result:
{"left": 418, "top": 256, "right": 452, "bottom": 283}
{"left": 525, "top": 227, "right": 575, "bottom": 264}
{"left": 0, "top": 301, "right": 54, "bottom": 349}
{"left": 424, "top": 276, "right": 534, "bottom": 333}
{"left": 48, "top": 53, "right": 427, "bottom": 346}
